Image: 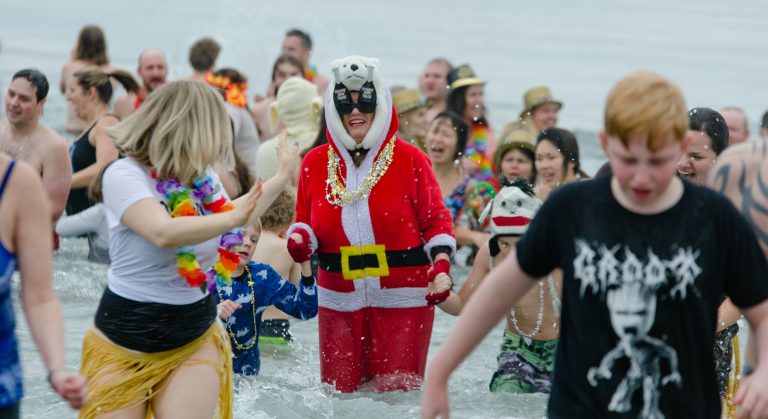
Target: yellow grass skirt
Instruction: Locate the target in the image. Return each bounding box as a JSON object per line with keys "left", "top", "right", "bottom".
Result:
{"left": 78, "top": 322, "right": 233, "bottom": 419}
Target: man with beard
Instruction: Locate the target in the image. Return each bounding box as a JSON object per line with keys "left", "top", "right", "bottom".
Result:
{"left": 0, "top": 69, "right": 71, "bottom": 224}
{"left": 115, "top": 49, "right": 168, "bottom": 119}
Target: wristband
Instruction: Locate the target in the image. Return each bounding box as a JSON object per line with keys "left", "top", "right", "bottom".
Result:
{"left": 300, "top": 274, "right": 315, "bottom": 287}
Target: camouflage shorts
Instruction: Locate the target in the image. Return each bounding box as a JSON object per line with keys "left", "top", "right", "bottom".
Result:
{"left": 489, "top": 330, "right": 558, "bottom": 394}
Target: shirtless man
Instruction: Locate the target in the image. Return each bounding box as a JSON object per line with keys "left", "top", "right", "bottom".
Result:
{"left": 708, "top": 139, "right": 768, "bottom": 415}
{"left": 114, "top": 48, "right": 168, "bottom": 119}
{"left": 281, "top": 29, "right": 329, "bottom": 95}
{"left": 0, "top": 69, "right": 71, "bottom": 222}
{"left": 419, "top": 58, "right": 452, "bottom": 123}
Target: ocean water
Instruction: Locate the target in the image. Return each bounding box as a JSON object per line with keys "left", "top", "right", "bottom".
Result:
{"left": 1, "top": 0, "right": 766, "bottom": 417}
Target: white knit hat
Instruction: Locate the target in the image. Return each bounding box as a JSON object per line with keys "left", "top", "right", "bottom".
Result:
{"left": 479, "top": 179, "right": 542, "bottom": 256}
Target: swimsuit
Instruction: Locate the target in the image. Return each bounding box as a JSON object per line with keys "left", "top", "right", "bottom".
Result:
{"left": 0, "top": 161, "right": 21, "bottom": 410}
{"left": 489, "top": 329, "right": 557, "bottom": 394}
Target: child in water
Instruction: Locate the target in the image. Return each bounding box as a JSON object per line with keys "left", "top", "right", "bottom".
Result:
{"left": 216, "top": 220, "right": 318, "bottom": 376}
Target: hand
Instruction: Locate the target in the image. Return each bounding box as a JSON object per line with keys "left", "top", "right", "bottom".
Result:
{"left": 287, "top": 229, "right": 312, "bottom": 263}
{"left": 50, "top": 370, "right": 88, "bottom": 409}
{"left": 734, "top": 367, "right": 768, "bottom": 419}
{"left": 421, "top": 375, "right": 450, "bottom": 419}
{"left": 231, "top": 180, "right": 263, "bottom": 227}
{"left": 587, "top": 367, "right": 610, "bottom": 387}
{"left": 428, "top": 273, "right": 451, "bottom": 295}
{"left": 275, "top": 137, "right": 301, "bottom": 180}
{"left": 217, "top": 300, "right": 242, "bottom": 321}
{"left": 426, "top": 259, "right": 451, "bottom": 305}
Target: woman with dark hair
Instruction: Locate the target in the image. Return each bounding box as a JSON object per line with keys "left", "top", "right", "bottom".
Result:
{"left": 534, "top": 127, "right": 589, "bottom": 201}
{"left": 60, "top": 25, "right": 112, "bottom": 134}
{"left": 445, "top": 64, "right": 497, "bottom": 181}
{"left": 56, "top": 67, "right": 139, "bottom": 263}
{"left": 427, "top": 111, "right": 494, "bottom": 251}
{"left": 676, "top": 107, "right": 729, "bottom": 184}
{"left": 675, "top": 107, "right": 738, "bottom": 406}
{"left": 494, "top": 128, "right": 536, "bottom": 184}
{"left": 251, "top": 55, "right": 305, "bottom": 140}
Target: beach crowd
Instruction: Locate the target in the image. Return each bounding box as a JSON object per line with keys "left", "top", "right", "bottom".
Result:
{"left": 2, "top": 24, "right": 768, "bottom": 419}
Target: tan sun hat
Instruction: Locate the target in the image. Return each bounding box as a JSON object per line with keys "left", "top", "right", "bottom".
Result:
{"left": 447, "top": 64, "right": 485, "bottom": 90}
{"left": 392, "top": 88, "right": 425, "bottom": 115}
{"left": 520, "top": 86, "right": 563, "bottom": 118}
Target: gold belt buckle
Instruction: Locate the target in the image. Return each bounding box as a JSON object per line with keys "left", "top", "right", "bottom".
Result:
{"left": 339, "top": 244, "right": 389, "bottom": 280}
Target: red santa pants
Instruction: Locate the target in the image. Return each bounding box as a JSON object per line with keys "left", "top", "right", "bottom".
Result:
{"left": 318, "top": 305, "right": 434, "bottom": 392}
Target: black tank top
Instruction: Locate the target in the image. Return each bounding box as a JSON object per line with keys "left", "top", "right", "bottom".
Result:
{"left": 66, "top": 116, "right": 117, "bottom": 215}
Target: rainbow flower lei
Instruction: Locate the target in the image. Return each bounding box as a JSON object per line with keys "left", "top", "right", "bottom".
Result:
{"left": 154, "top": 172, "right": 243, "bottom": 292}
{"left": 464, "top": 122, "right": 496, "bottom": 181}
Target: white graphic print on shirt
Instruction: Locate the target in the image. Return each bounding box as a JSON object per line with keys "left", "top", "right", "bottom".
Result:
{"left": 573, "top": 239, "right": 701, "bottom": 418}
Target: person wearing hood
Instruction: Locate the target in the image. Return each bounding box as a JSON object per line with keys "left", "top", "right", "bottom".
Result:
{"left": 256, "top": 77, "right": 322, "bottom": 181}
{"left": 286, "top": 55, "right": 456, "bottom": 392}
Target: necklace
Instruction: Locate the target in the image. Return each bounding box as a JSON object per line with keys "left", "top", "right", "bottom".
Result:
{"left": 510, "top": 280, "right": 546, "bottom": 338}
{"left": 325, "top": 138, "right": 395, "bottom": 207}
{"left": 154, "top": 171, "right": 243, "bottom": 291}
{"left": 217, "top": 265, "right": 258, "bottom": 351}
{"left": 0, "top": 123, "right": 39, "bottom": 159}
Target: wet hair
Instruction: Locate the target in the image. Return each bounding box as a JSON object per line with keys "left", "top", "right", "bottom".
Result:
{"left": 74, "top": 25, "right": 109, "bottom": 66}
{"left": 74, "top": 67, "right": 139, "bottom": 104}
{"left": 536, "top": 127, "right": 589, "bottom": 179}
{"left": 188, "top": 37, "right": 220, "bottom": 72}
{"left": 285, "top": 29, "right": 312, "bottom": 50}
{"left": 604, "top": 70, "right": 687, "bottom": 151}
{"left": 271, "top": 54, "right": 305, "bottom": 83}
{"left": 433, "top": 111, "right": 469, "bottom": 160}
{"left": 446, "top": 85, "right": 487, "bottom": 126}
{"left": 762, "top": 110, "right": 768, "bottom": 130}
{"left": 12, "top": 69, "right": 49, "bottom": 102}
{"left": 260, "top": 190, "right": 295, "bottom": 232}
{"left": 688, "top": 107, "right": 729, "bottom": 156}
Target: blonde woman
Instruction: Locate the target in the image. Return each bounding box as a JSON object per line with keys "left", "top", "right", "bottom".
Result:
{"left": 78, "top": 81, "right": 296, "bottom": 418}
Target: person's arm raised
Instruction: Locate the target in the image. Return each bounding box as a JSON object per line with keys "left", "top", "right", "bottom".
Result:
{"left": 247, "top": 139, "right": 299, "bottom": 218}
{"left": 421, "top": 250, "right": 536, "bottom": 419}
{"left": 121, "top": 181, "right": 262, "bottom": 249}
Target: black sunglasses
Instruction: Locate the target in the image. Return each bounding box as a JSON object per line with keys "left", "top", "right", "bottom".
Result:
{"left": 333, "top": 81, "right": 377, "bottom": 116}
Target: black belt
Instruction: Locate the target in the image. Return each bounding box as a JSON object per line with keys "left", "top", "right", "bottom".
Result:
{"left": 317, "top": 246, "right": 430, "bottom": 273}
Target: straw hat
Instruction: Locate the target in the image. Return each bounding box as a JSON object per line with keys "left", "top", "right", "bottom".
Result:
{"left": 493, "top": 139, "right": 535, "bottom": 172}
{"left": 447, "top": 64, "right": 484, "bottom": 90}
{"left": 519, "top": 86, "right": 562, "bottom": 118}
{"left": 392, "top": 88, "right": 424, "bottom": 115}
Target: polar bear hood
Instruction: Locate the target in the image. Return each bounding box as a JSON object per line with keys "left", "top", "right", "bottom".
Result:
{"left": 325, "top": 55, "right": 394, "bottom": 152}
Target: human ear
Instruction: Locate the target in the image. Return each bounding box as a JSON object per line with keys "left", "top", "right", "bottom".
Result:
{"left": 599, "top": 129, "right": 609, "bottom": 154}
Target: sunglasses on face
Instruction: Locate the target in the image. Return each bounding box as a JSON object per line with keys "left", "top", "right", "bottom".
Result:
{"left": 333, "top": 81, "right": 377, "bottom": 116}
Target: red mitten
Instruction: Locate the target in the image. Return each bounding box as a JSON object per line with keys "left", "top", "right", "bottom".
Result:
{"left": 425, "top": 259, "right": 451, "bottom": 305}
{"left": 287, "top": 228, "right": 312, "bottom": 263}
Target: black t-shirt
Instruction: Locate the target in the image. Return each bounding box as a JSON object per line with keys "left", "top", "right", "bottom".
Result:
{"left": 516, "top": 175, "right": 768, "bottom": 418}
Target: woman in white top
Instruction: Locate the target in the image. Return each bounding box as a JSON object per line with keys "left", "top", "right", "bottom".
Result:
{"left": 78, "top": 80, "right": 296, "bottom": 419}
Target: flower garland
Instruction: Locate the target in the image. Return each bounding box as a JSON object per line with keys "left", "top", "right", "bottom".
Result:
{"left": 205, "top": 72, "right": 248, "bottom": 108}
{"left": 154, "top": 172, "right": 243, "bottom": 292}
{"left": 464, "top": 122, "right": 495, "bottom": 181}
{"left": 325, "top": 139, "right": 396, "bottom": 207}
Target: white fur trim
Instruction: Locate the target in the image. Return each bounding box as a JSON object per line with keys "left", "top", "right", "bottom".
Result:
{"left": 318, "top": 280, "right": 428, "bottom": 312}
{"left": 424, "top": 233, "right": 457, "bottom": 263}
{"left": 287, "top": 222, "right": 318, "bottom": 252}
{"left": 325, "top": 55, "right": 393, "bottom": 154}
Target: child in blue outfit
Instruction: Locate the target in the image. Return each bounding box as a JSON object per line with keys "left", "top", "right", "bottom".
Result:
{"left": 216, "top": 220, "right": 318, "bottom": 376}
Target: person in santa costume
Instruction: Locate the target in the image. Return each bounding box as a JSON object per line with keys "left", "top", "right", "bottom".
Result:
{"left": 286, "top": 55, "right": 456, "bottom": 392}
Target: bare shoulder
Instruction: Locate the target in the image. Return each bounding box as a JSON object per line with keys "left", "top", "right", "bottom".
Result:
{"left": 709, "top": 141, "right": 768, "bottom": 196}
{"left": 37, "top": 125, "right": 68, "bottom": 152}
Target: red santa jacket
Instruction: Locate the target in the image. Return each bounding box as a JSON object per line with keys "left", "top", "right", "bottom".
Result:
{"left": 290, "top": 111, "right": 456, "bottom": 312}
